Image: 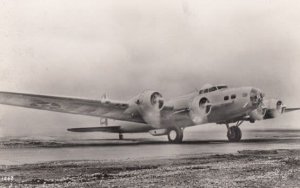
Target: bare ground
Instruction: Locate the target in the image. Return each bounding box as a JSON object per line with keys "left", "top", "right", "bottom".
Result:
{"left": 0, "top": 149, "right": 299, "bottom": 188}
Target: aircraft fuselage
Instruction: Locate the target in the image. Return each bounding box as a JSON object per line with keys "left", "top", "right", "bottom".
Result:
{"left": 160, "top": 86, "right": 263, "bottom": 129}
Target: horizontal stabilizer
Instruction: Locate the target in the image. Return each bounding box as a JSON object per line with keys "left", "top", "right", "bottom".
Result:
{"left": 67, "top": 126, "right": 121, "bottom": 133}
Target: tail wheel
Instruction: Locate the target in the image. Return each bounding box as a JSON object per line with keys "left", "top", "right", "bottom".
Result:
{"left": 167, "top": 127, "right": 183, "bottom": 143}
{"left": 227, "top": 126, "right": 242, "bottom": 142}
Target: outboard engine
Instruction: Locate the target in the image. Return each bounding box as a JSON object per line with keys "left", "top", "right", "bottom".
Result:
{"left": 134, "top": 90, "right": 165, "bottom": 128}
{"left": 263, "top": 99, "right": 285, "bottom": 119}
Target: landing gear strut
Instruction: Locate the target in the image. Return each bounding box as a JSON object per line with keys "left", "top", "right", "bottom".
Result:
{"left": 226, "top": 121, "right": 243, "bottom": 142}
{"left": 167, "top": 127, "right": 183, "bottom": 143}
{"left": 119, "top": 133, "right": 123, "bottom": 140}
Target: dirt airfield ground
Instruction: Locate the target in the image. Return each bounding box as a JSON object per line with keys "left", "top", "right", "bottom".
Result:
{"left": 0, "top": 149, "right": 299, "bottom": 188}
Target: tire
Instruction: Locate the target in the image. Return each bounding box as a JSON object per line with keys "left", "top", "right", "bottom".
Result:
{"left": 167, "top": 127, "right": 183, "bottom": 143}
{"left": 227, "top": 126, "right": 242, "bottom": 142}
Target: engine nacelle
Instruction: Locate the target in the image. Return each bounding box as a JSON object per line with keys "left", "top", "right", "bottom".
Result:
{"left": 135, "top": 90, "right": 164, "bottom": 110}
{"left": 249, "top": 106, "right": 266, "bottom": 121}
{"left": 189, "top": 96, "right": 211, "bottom": 124}
{"left": 134, "top": 90, "right": 165, "bottom": 128}
{"left": 263, "top": 99, "right": 285, "bottom": 119}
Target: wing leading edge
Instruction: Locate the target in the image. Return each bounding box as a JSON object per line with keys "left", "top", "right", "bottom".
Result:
{"left": 0, "top": 91, "right": 145, "bottom": 123}
{"left": 284, "top": 108, "right": 300, "bottom": 113}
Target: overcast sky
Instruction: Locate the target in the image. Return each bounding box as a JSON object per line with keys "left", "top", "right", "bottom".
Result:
{"left": 0, "top": 0, "right": 300, "bottom": 136}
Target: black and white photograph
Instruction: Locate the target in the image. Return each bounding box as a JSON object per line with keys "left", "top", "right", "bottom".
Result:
{"left": 0, "top": 0, "right": 300, "bottom": 187}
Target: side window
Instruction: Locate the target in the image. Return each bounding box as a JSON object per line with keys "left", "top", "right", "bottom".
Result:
{"left": 204, "top": 89, "right": 209, "bottom": 93}
{"left": 224, "top": 96, "right": 229, "bottom": 100}
{"left": 199, "top": 90, "right": 203, "bottom": 94}
{"left": 231, "top": 94, "right": 236, "bottom": 99}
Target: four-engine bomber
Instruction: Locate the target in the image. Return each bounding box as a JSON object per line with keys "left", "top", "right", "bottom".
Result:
{"left": 0, "top": 84, "right": 299, "bottom": 143}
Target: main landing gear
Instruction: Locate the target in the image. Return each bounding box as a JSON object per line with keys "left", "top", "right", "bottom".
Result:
{"left": 226, "top": 121, "right": 243, "bottom": 142}
{"left": 167, "top": 127, "right": 183, "bottom": 143}
{"left": 119, "top": 133, "right": 123, "bottom": 140}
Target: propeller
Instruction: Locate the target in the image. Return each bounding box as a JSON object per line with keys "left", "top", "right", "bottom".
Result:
{"left": 249, "top": 89, "right": 266, "bottom": 120}
{"left": 250, "top": 88, "right": 264, "bottom": 107}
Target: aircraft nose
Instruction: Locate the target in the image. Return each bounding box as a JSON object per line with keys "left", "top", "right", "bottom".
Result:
{"left": 250, "top": 88, "right": 264, "bottom": 107}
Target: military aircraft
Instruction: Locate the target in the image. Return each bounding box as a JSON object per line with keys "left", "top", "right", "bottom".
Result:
{"left": 0, "top": 84, "right": 299, "bottom": 143}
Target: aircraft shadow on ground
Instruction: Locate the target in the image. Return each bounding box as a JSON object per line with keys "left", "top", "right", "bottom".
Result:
{"left": 3, "top": 137, "right": 297, "bottom": 148}
{"left": 23, "top": 137, "right": 298, "bottom": 148}
{"left": 130, "top": 138, "right": 296, "bottom": 145}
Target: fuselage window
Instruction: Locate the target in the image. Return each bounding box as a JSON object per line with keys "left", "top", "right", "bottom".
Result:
{"left": 224, "top": 96, "right": 229, "bottom": 100}
{"left": 231, "top": 94, "right": 236, "bottom": 99}
{"left": 242, "top": 93, "right": 248, "bottom": 97}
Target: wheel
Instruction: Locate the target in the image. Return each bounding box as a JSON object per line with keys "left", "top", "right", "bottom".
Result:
{"left": 227, "top": 126, "right": 242, "bottom": 142}
{"left": 119, "top": 133, "right": 123, "bottom": 140}
{"left": 167, "top": 127, "right": 183, "bottom": 143}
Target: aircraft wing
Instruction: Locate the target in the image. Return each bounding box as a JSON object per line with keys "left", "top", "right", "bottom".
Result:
{"left": 0, "top": 91, "right": 145, "bottom": 123}
{"left": 284, "top": 108, "right": 300, "bottom": 113}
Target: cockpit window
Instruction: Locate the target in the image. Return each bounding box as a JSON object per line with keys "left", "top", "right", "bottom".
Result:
{"left": 217, "top": 85, "right": 228, "bottom": 90}
{"left": 199, "top": 85, "right": 228, "bottom": 95}
{"left": 208, "top": 87, "right": 217, "bottom": 92}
